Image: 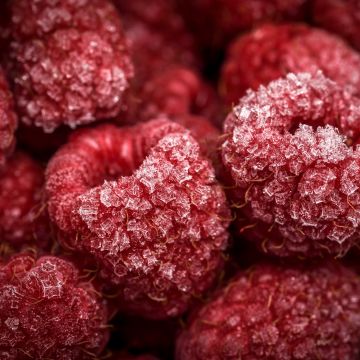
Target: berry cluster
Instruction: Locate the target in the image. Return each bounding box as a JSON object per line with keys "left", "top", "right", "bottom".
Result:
{"left": 0, "top": 0, "right": 360, "bottom": 359}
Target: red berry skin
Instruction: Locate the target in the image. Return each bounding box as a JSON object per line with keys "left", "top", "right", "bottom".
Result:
{"left": 221, "top": 23, "right": 360, "bottom": 105}
{"left": 5, "top": 0, "right": 133, "bottom": 132}
{"left": 177, "top": 0, "right": 308, "bottom": 49}
{"left": 0, "top": 67, "right": 17, "bottom": 169}
{"left": 222, "top": 72, "right": 360, "bottom": 258}
{"left": 139, "top": 67, "right": 220, "bottom": 125}
{"left": 114, "top": 0, "right": 200, "bottom": 84}
{"left": 45, "top": 119, "right": 230, "bottom": 319}
{"left": 0, "top": 152, "right": 51, "bottom": 250}
{"left": 313, "top": 0, "right": 360, "bottom": 51}
{"left": 0, "top": 254, "right": 109, "bottom": 359}
{"left": 177, "top": 261, "right": 360, "bottom": 360}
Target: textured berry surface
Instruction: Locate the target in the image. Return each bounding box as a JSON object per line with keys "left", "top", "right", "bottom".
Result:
{"left": 115, "top": 0, "right": 199, "bottom": 85}
{"left": 222, "top": 72, "right": 360, "bottom": 258}
{"left": 139, "top": 67, "right": 220, "bottom": 125}
{"left": 0, "top": 152, "right": 51, "bottom": 250}
{"left": 313, "top": 0, "right": 360, "bottom": 51}
{"left": 177, "top": 0, "right": 307, "bottom": 48}
{"left": 221, "top": 23, "right": 360, "bottom": 105}
{"left": 0, "top": 254, "right": 109, "bottom": 359}
{"left": 6, "top": 0, "right": 133, "bottom": 132}
{"left": 0, "top": 67, "right": 17, "bottom": 168}
{"left": 46, "top": 119, "right": 230, "bottom": 319}
{"left": 177, "top": 261, "right": 360, "bottom": 360}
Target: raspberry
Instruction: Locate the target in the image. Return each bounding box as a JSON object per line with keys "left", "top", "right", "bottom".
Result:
{"left": 176, "top": 261, "right": 360, "bottom": 360}
{"left": 114, "top": 0, "right": 199, "bottom": 85}
{"left": 313, "top": 0, "right": 360, "bottom": 51}
{"left": 221, "top": 23, "right": 360, "bottom": 105}
{"left": 5, "top": 0, "right": 133, "bottom": 132}
{"left": 177, "top": 0, "right": 307, "bottom": 49}
{"left": 0, "top": 67, "right": 17, "bottom": 168}
{"left": 139, "top": 67, "right": 220, "bottom": 125}
{"left": 0, "top": 254, "right": 109, "bottom": 359}
{"left": 46, "top": 119, "right": 230, "bottom": 319}
{"left": 0, "top": 152, "right": 51, "bottom": 250}
{"left": 222, "top": 72, "right": 360, "bottom": 258}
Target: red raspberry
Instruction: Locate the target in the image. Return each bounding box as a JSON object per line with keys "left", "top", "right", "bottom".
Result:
{"left": 0, "top": 152, "right": 51, "bottom": 250}
{"left": 313, "top": 0, "right": 360, "bottom": 51}
{"left": 222, "top": 72, "right": 360, "bottom": 258}
{"left": 0, "top": 67, "right": 17, "bottom": 168}
{"left": 45, "top": 119, "right": 230, "bottom": 319}
{"left": 139, "top": 67, "right": 220, "bottom": 125}
{"left": 114, "top": 0, "right": 200, "bottom": 85}
{"left": 0, "top": 254, "right": 109, "bottom": 359}
{"left": 177, "top": 0, "right": 308, "bottom": 49}
{"left": 221, "top": 23, "right": 360, "bottom": 105}
{"left": 176, "top": 261, "right": 360, "bottom": 360}
{"left": 5, "top": 0, "right": 133, "bottom": 132}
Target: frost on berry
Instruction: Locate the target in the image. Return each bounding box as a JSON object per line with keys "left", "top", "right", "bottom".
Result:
{"left": 0, "top": 67, "right": 17, "bottom": 168}
{"left": 114, "top": 0, "right": 200, "bottom": 85}
{"left": 177, "top": 0, "right": 307, "bottom": 48}
{"left": 176, "top": 261, "right": 360, "bottom": 360}
{"left": 0, "top": 254, "right": 109, "bottom": 359}
{"left": 46, "top": 119, "right": 230, "bottom": 319}
{"left": 313, "top": 0, "right": 360, "bottom": 51}
{"left": 222, "top": 72, "right": 360, "bottom": 258}
{"left": 221, "top": 23, "right": 360, "bottom": 105}
{"left": 0, "top": 152, "right": 51, "bottom": 250}
{"left": 5, "top": 0, "right": 133, "bottom": 132}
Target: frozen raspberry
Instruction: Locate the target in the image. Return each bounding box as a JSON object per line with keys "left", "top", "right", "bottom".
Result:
{"left": 46, "top": 119, "right": 230, "bottom": 319}
{"left": 313, "top": 0, "right": 360, "bottom": 51}
{"left": 139, "top": 67, "right": 220, "bottom": 125}
{"left": 0, "top": 66, "right": 17, "bottom": 169}
{"left": 222, "top": 72, "right": 360, "bottom": 258}
{"left": 176, "top": 261, "right": 360, "bottom": 360}
{"left": 221, "top": 23, "right": 360, "bottom": 105}
{"left": 114, "top": 0, "right": 199, "bottom": 85}
{"left": 177, "top": 0, "right": 308, "bottom": 49}
{"left": 0, "top": 152, "right": 51, "bottom": 250}
{"left": 0, "top": 254, "right": 109, "bottom": 359}
{"left": 5, "top": 0, "right": 133, "bottom": 132}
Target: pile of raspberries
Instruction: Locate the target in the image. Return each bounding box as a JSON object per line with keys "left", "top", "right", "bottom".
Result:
{"left": 1, "top": 0, "right": 360, "bottom": 359}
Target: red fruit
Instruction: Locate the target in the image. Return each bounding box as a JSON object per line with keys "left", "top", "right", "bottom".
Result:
{"left": 0, "top": 152, "right": 51, "bottom": 250}
{"left": 46, "top": 119, "right": 230, "bottom": 319}
{"left": 0, "top": 67, "right": 17, "bottom": 168}
{"left": 5, "top": 0, "right": 133, "bottom": 132}
{"left": 139, "top": 67, "right": 220, "bottom": 125}
{"left": 114, "top": 0, "right": 199, "bottom": 85}
{"left": 222, "top": 72, "right": 360, "bottom": 258}
{"left": 0, "top": 254, "right": 109, "bottom": 359}
{"left": 313, "top": 0, "right": 360, "bottom": 51}
{"left": 221, "top": 23, "right": 360, "bottom": 105}
{"left": 176, "top": 261, "right": 360, "bottom": 360}
{"left": 177, "top": 0, "right": 307, "bottom": 49}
